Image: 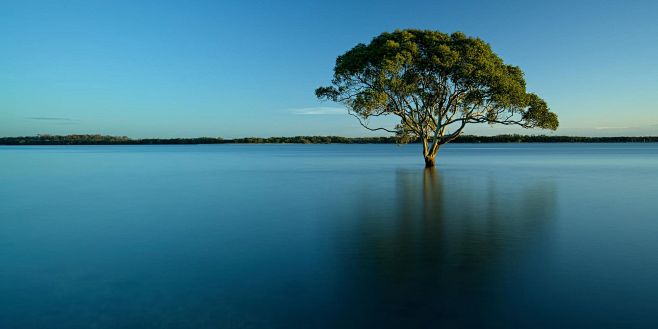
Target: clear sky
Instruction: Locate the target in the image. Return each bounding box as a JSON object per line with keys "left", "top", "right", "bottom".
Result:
{"left": 2, "top": 0, "right": 657, "bottom": 138}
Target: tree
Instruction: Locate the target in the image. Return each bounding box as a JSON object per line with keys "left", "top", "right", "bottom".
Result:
{"left": 316, "top": 29, "right": 558, "bottom": 167}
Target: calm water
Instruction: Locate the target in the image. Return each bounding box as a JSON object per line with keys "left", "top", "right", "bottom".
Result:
{"left": 1, "top": 144, "right": 658, "bottom": 328}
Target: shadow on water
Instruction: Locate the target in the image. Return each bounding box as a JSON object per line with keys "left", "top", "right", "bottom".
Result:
{"left": 332, "top": 168, "right": 558, "bottom": 328}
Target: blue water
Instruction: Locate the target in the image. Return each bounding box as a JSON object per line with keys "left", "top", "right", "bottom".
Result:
{"left": 1, "top": 144, "right": 658, "bottom": 328}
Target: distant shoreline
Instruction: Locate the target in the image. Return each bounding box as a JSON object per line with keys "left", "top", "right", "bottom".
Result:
{"left": 2, "top": 134, "right": 658, "bottom": 145}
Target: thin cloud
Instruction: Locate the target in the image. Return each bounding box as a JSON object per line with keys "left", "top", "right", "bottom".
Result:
{"left": 560, "top": 124, "right": 656, "bottom": 131}
{"left": 557, "top": 124, "right": 658, "bottom": 136}
{"left": 28, "top": 117, "right": 76, "bottom": 121}
{"left": 290, "top": 107, "right": 346, "bottom": 115}
{"left": 593, "top": 126, "right": 630, "bottom": 130}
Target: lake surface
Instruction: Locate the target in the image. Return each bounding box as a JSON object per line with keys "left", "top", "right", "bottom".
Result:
{"left": 1, "top": 144, "right": 658, "bottom": 328}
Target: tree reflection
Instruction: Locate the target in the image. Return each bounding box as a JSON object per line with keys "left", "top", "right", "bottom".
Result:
{"left": 332, "top": 168, "right": 557, "bottom": 327}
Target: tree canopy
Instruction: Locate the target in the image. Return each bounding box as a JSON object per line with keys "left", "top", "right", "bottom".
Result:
{"left": 316, "top": 29, "right": 559, "bottom": 166}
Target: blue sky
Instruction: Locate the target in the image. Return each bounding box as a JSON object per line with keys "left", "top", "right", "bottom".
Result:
{"left": 1, "top": 0, "right": 657, "bottom": 137}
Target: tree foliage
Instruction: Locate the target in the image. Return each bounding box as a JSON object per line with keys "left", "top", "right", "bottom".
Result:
{"left": 316, "top": 29, "right": 559, "bottom": 166}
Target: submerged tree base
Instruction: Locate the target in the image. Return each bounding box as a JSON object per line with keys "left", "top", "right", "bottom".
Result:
{"left": 424, "top": 156, "right": 436, "bottom": 168}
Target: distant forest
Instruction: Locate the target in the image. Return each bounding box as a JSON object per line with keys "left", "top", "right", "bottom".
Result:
{"left": 2, "top": 134, "right": 658, "bottom": 145}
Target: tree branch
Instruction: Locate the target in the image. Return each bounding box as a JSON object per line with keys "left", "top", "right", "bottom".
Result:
{"left": 348, "top": 111, "right": 398, "bottom": 133}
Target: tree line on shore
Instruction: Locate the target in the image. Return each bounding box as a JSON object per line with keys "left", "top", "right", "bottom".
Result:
{"left": 2, "top": 134, "right": 658, "bottom": 145}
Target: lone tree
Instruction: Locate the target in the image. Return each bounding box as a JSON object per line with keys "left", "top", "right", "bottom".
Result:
{"left": 316, "top": 29, "right": 558, "bottom": 167}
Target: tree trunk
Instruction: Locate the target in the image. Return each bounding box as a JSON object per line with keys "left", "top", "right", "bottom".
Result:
{"left": 423, "top": 142, "right": 440, "bottom": 168}
{"left": 424, "top": 155, "right": 436, "bottom": 168}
